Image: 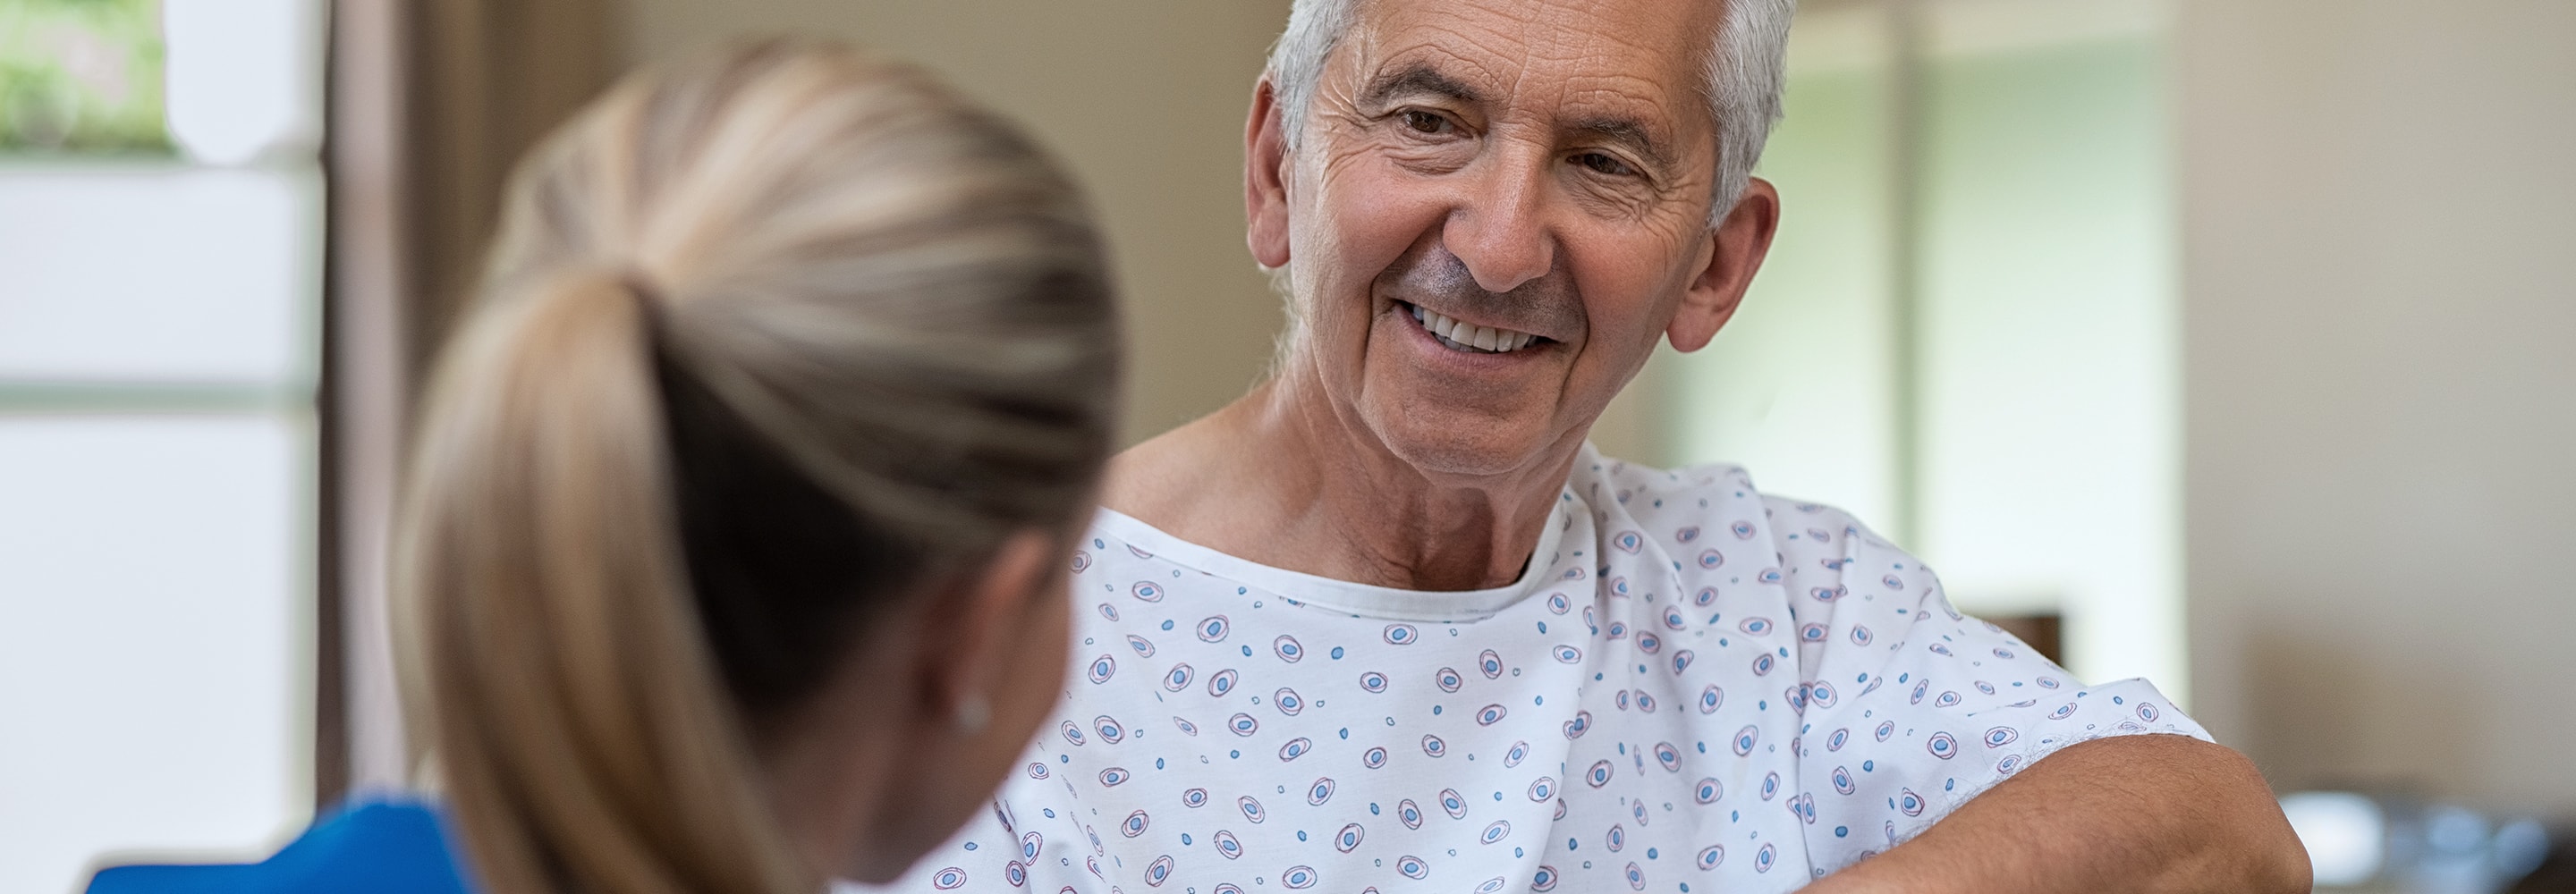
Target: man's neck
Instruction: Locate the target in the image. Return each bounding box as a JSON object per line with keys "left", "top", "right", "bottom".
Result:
{"left": 1102, "top": 373, "right": 1582, "bottom": 593}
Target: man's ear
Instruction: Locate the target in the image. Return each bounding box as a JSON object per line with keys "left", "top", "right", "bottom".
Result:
{"left": 1667, "top": 176, "right": 1781, "bottom": 353}
{"left": 1245, "top": 77, "right": 1293, "bottom": 269}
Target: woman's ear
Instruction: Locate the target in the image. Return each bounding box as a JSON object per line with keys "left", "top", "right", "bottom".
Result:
{"left": 1667, "top": 177, "right": 1782, "bottom": 353}
{"left": 1246, "top": 77, "right": 1294, "bottom": 269}
{"left": 794, "top": 528, "right": 1071, "bottom": 883}
{"left": 926, "top": 529, "right": 1063, "bottom": 724}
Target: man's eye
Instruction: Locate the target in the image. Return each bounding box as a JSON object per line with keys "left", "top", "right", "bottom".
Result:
{"left": 1400, "top": 110, "right": 1450, "bottom": 134}
{"left": 1576, "top": 151, "right": 1635, "bottom": 176}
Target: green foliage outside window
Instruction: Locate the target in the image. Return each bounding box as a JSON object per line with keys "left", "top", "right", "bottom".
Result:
{"left": 0, "top": 0, "right": 172, "bottom": 154}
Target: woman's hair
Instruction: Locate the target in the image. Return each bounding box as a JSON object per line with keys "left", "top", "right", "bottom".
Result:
{"left": 393, "top": 40, "right": 1120, "bottom": 894}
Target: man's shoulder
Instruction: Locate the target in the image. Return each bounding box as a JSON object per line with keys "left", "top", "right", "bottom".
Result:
{"left": 1570, "top": 451, "right": 1757, "bottom": 522}
{"left": 1580, "top": 452, "right": 1902, "bottom": 553}
{"left": 1577, "top": 451, "right": 1939, "bottom": 623}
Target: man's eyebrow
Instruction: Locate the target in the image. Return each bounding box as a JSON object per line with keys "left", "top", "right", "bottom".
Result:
{"left": 1359, "top": 63, "right": 1485, "bottom": 107}
{"left": 1572, "top": 115, "right": 1676, "bottom": 170}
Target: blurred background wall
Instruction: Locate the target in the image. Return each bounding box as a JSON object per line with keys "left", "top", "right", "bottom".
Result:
{"left": 2176, "top": 0, "right": 2576, "bottom": 816}
{"left": 624, "top": 0, "right": 1293, "bottom": 445}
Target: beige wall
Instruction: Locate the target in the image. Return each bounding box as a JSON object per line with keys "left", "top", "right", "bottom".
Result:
{"left": 623, "top": 0, "right": 1293, "bottom": 444}
{"left": 2177, "top": 1, "right": 2576, "bottom": 814}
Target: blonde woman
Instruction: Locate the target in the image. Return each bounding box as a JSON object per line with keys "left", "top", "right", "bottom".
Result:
{"left": 89, "top": 40, "right": 1120, "bottom": 894}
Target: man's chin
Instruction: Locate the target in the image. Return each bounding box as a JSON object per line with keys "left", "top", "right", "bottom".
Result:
{"left": 1362, "top": 404, "right": 1565, "bottom": 481}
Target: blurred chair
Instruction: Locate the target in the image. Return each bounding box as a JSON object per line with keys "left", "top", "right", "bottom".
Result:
{"left": 2504, "top": 831, "right": 2576, "bottom": 894}
{"left": 1984, "top": 612, "right": 2063, "bottom": 666}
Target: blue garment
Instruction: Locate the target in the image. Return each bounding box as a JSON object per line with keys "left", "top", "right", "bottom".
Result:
{"left": 87, "top": 797, "right": 473, "bottom": 894}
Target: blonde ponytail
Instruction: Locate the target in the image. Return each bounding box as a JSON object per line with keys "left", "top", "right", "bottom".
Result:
{"left": 401, "top": 267, "right": 805, "bottom": 894}
{"left": 394, "top": 41, "right": 1118, "bottom": 894}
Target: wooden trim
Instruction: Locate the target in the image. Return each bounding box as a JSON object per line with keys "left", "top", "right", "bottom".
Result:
{"left": 409, "top": 0, "right": 618, "bottom": 362}
{"left": 318, "top": 0, "right": 617, "bottom": 805}
{"left": 322, "top": 0, "right": 419, "bottom": 803}
{"left": 1987, "top": 613, "right": 2065, "bottom": 667}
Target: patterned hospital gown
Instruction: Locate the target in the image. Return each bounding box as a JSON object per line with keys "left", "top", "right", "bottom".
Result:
{"left": 860, "top": 448, "right": 2208, "bottom": 894}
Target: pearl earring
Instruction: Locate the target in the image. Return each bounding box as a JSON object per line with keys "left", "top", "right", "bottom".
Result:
{"left": 953, "top": 694, "right": 991, "bottom": 734}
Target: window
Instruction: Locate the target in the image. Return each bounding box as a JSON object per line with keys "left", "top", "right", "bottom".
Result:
{"left": 0, "top": 1, "right": 324, "bottom": 890}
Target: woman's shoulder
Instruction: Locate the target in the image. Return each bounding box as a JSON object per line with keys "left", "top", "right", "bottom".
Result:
{"left": 88, "top": 797, "right": 472, "bottom": 894}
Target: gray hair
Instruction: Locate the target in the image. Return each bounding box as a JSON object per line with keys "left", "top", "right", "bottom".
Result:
{"left": 1265, "top": 0, "right": 1797, "bottom": 225}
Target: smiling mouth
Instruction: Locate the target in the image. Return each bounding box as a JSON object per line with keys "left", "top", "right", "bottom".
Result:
{"left": 1401, "top": 301, "right": 1549, "bottom": 354}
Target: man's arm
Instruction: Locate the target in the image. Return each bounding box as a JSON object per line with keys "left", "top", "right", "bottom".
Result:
{"left": 1802, "top": 734, "right": 2310, "bottom": 894}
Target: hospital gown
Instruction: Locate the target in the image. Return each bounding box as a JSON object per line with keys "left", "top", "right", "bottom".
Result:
{"left": 860, "top": 447, "right": 2208, "bottom": 893}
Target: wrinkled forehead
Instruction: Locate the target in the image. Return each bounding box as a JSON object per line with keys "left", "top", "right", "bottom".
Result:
{"left": 1338, "top": 0, "right": 1724, "bottom": 148}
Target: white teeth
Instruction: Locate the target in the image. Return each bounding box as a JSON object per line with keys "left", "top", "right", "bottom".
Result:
{"left": 1410, "top": 303, "right": 1538, "bottom": 354}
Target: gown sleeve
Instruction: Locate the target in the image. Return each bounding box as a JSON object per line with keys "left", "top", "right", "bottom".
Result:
{"left": 1764, "top": 502, "right": 2214, "bottom": 874}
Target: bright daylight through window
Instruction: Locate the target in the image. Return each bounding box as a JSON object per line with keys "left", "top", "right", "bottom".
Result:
{"left": 0, "top": 2, "right": 324, "bottom": 891}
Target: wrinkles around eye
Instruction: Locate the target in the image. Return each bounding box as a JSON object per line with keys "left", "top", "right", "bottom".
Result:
{"left": 1368, "top": 111, "right": 1476, "bottom": 173}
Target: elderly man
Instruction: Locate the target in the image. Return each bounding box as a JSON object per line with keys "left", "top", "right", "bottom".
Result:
{"left": 879, "top": 0, "right": 2307, "bottom": 891}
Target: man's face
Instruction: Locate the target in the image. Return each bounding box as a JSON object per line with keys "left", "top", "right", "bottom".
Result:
{"left": 1270, "top": 0, "right": 1738, "bottom": 477}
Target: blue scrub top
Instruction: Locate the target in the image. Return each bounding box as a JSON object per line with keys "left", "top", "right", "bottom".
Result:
{"left": 87, "top": 797, "right": 473, "bottom": 894}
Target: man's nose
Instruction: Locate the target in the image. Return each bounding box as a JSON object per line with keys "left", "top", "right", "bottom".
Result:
{"left": 1440, "top": 153, "right": 1556, "bottom": 295}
